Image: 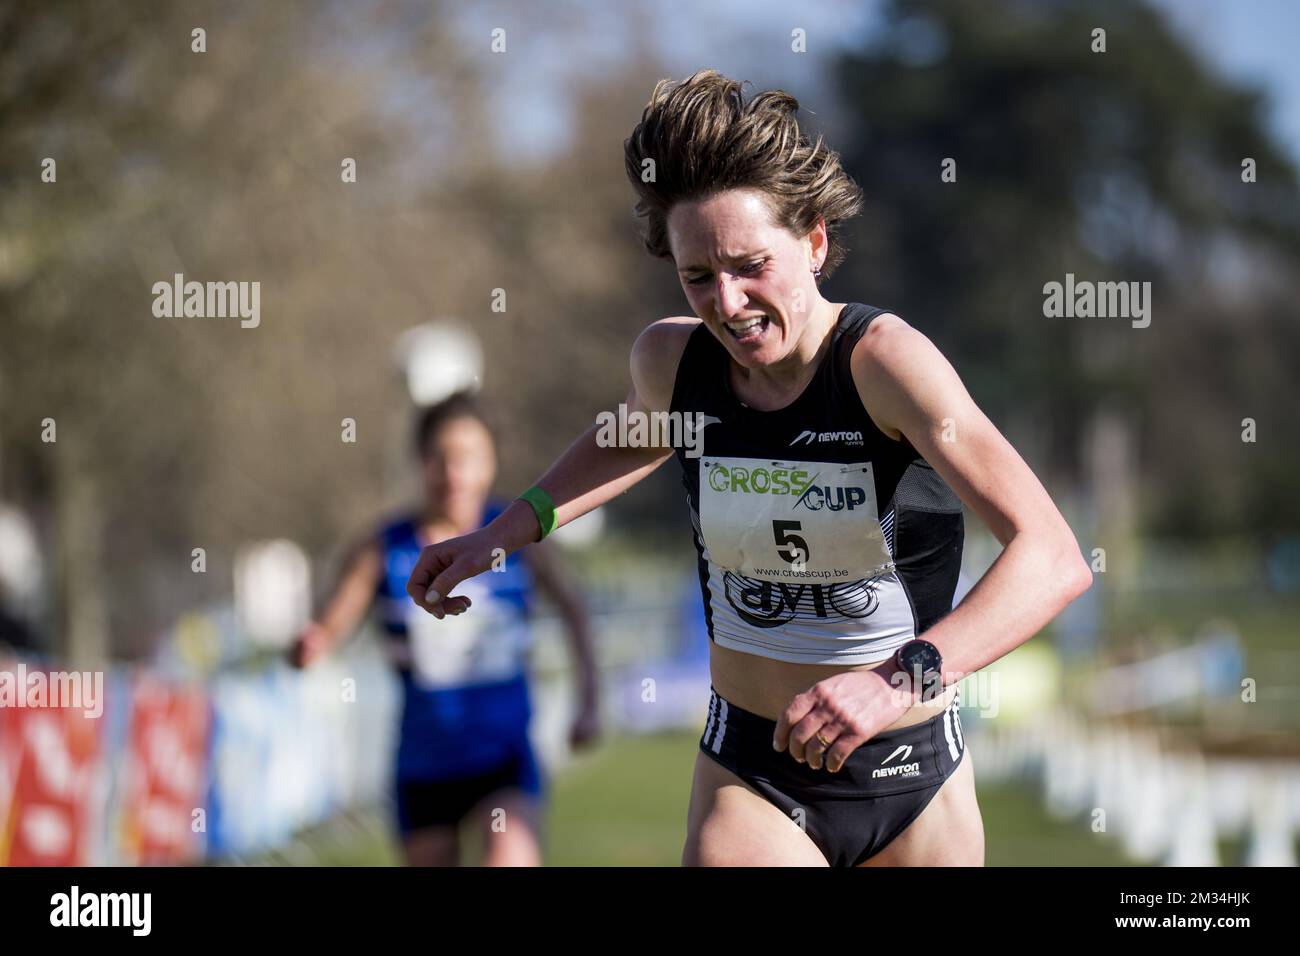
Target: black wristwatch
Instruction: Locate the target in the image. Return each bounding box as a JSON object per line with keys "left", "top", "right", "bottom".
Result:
{"left": 891, "top": 638, "right": 944, "bottom": 702}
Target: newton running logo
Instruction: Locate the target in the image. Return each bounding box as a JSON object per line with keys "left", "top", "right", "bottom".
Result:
{"left": 790, "top": 429, "right": 863, "bottom": 446}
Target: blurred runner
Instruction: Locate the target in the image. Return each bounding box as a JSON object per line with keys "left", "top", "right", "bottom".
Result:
{"left": 292, "top": 390, "right": 599, "bottom": 866}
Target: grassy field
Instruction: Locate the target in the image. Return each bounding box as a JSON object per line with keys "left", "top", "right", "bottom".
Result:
{"left": 249, "top": 729, "right": 1141, "bottom": 866}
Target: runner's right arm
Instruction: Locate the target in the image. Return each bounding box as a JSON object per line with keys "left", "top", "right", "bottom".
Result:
{"left": 291, "top": 535, "right": 382, "bottom": 667}
{"left": 406, "top": 318, "right": 698, "bottom": 617}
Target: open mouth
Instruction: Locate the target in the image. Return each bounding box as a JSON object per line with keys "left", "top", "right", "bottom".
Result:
{"left": 724, "top": 315, "right": 769, "bottom": 343}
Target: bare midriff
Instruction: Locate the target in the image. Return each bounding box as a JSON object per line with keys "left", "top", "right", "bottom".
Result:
{"left": 709, "top": 641, "right": 958, "bottom": 730}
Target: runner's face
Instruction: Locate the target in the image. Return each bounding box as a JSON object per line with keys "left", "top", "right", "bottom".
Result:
{"left": 422, "top": 417, "right": 496, "bottom": 518}
{"left": 667, "top": 188, "right": 824, "bottom": 369}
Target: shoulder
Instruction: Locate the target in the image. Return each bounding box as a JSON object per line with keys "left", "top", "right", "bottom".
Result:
{"left": 375, "top": 511, "right": 416, "bottom": 540}
{"left": 631, "top": 316, "right": 702, "bottom": 367}
{"left": 849, "top": 312, "right": 955, "bottom": 436}
{"left": 630, "top": 316, "right": 703, "bottom": 411}
{"left": 372, "top": 512, "right": 422, "bottom": 557}
{"left": 851, "top": 311, "right": 921, "bottom": 360}
{"left": 343, "top": 527, "right": 385, "bottom": 575}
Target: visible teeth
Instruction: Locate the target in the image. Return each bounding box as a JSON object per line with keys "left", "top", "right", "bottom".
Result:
{"left": 726, "top": 316, "right": 764, "bottom": 333}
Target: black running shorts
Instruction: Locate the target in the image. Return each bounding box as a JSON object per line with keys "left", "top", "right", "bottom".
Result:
{"left": 698, "top": 685, "right": 966, "bottom": 866}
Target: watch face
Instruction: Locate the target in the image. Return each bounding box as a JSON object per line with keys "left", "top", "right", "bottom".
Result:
{"left": 899, "top": 640, "right": 941, "bottom": 676}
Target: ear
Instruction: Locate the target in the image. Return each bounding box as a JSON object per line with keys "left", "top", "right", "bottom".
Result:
{"left": 806, "top": 216, "right": 829, "bottom": 267}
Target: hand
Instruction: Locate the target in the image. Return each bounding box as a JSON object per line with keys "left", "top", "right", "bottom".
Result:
{"left": 772, "top": 664, "right": 917, "bottom": 772}
{"left": 289, "top": 622, "right": 332, "bottom": 669}
{"left": 405, "top": 529, "right": 498, "bottom": 618}
{"left": 568, "top": 696, "right": 601, "bottom": 750}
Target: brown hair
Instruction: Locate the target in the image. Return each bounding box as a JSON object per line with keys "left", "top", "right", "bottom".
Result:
{"left": 414, "top": 390, "right": 496, "bottom": 458}
{"left": 623, "top": 69, "right": 864, "bottom": 282}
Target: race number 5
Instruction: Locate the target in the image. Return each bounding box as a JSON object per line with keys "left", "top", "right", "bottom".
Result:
{"left": 772, "top": 520, "right": 809, "bottom": 567}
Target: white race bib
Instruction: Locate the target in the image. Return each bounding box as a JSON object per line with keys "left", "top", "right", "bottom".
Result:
{"left": 403, "top": 578, "right": 527, "bottom": 689}
{"left": 699, "top": 456, "right": 893, "bottom": 583}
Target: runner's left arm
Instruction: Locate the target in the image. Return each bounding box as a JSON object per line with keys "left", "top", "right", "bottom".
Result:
{"left": 292, "top": 535, "right": 382, "bottom": 667}
{"left": 525, "top": 541, "right": 601, "bottom": 746}
{"left": 850, "top": 313, "right": 1093, "bottom": 687}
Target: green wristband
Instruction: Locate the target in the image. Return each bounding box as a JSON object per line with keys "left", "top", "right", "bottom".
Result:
{"left": 517, "top": 485, "right": 557, "bottom": 540}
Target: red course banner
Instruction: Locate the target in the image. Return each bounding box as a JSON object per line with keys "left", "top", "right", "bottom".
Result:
{"left": 0, "top": 683, "right": 103, "bottom": 866}
{"left": 119, "top": 676, "right": 211, "bottom": 865}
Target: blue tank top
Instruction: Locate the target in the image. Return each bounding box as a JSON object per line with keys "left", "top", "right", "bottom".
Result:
{"left": 375, "top": 499, "right": 536, "bottom": 781}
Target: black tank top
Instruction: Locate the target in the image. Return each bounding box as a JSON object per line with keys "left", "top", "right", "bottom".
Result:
{"left": 669, "top": 303, "right": 964, "bottom": 664}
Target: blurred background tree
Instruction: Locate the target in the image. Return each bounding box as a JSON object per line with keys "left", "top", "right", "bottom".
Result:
{"left": 833, "top": 0, "right": 1300, "bottom": 545}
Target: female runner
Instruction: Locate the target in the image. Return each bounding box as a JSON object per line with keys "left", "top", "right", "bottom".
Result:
{"left": 404, "top": 71, "right": 1091, "bottom": 866}
{"left": 295, "top": 391, "right": 599, "bottom": 865}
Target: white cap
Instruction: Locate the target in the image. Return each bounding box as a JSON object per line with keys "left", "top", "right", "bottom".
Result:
{"left": 395, "top": 322, "right": 484, "bottom": 406}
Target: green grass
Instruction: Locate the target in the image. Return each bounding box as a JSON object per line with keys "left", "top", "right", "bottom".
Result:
{"left": 542, "top": 732, "right": 696, "bottom": 866}
{"left": 1097, "top": 589, "right": 1300, "bottom": 750}
{"left": 975, "top": 777, "right": 1138, "bottom": 867}
{"left": 252, "top": 730, "right": 1137, "bottom": 866}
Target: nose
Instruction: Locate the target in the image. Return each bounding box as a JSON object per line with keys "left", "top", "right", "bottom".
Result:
{"left": 714, "top": 270, "right": 749, "bottom": 321}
